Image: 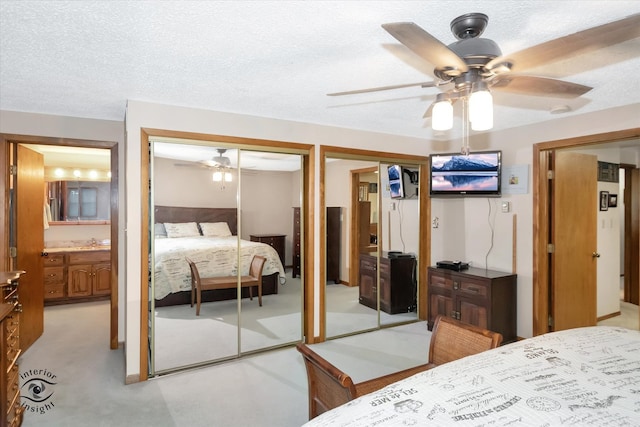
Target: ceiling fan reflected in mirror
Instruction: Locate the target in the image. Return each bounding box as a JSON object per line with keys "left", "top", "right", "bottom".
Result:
{"left": 173, "top": 148, "right": 234, "bottom": 182}
{"left": 328, "top": 12, "right": 640, "bottom": 132}
{"left": 201, "top": 148, "right": 232, "bottom": 169}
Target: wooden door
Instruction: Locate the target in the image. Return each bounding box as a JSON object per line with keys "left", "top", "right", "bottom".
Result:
{"left": 551, "top": 151, "right": 598, "bottom": 330}
{"left": 15, "top": 144, "right": 45, "bottom": 351}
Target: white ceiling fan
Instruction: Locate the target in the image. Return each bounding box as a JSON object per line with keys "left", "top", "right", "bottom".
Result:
{"left": 174, "top": 148, "right": 234, "bottom": 170}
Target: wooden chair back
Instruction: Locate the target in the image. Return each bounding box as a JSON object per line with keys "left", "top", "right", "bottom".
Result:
{"left": 428, "top": 315, "right": 503, "bottom": 366}
{"left": 296, "top": 343, "right": 358, "bottom": 419}
{"left": 248, "top": 255, "right": 266, "bottom": 282}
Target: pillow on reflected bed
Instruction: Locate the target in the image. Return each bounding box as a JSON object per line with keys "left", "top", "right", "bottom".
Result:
{"left": 199, "top": 222, "right": 232, "bottom": 237}
{"left": 164, "top": 222, "right": 200, "bottom": 238}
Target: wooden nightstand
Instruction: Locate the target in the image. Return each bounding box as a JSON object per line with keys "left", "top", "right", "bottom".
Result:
{"left": 250, "top": 234, "right": 286, "bottom": 267}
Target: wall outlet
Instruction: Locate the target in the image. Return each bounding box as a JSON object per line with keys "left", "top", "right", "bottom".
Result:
{"left": 501, "top": 201, "right": 511, "bottom": 213}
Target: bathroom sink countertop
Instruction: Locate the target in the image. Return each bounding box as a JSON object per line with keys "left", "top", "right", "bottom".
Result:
{"left": 45, "top": 246, "right": 111, "bottom": 253}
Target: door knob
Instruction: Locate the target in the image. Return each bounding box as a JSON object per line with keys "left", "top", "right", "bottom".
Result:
{"left": 592, "top": 252, "right": 601, "bottom": 258}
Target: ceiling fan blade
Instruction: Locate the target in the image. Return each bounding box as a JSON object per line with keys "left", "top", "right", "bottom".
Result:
{"left": 327, "top": 81, "right": 437, "bottom": 96}
{"left": 490, "top": 75, "right": 592, "bottom": 98}
{"left": 486, "top": 13, "right": 640, "bottom": 73}
{"left": 382, "top": 22, "right": 469, "bottom": 76}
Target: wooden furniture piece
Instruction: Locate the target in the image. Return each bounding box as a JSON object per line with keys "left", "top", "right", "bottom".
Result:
{"left": 250, "top": 234, "right": 285, "bottom": 266}
{"left": 359, "top": 253, "right": 416, "bottom": 314}
{"left": 153, "top": 206, "right": 279, "bottom": 306}
{"left": 292, "top": 207, "right": 301, "bottom": 278}
{"left": 43, "top": 249, "right": 111, "bottom": 304}
{"left": 428, "top": 315, "right": 503, "bottom": 367}
{"left": 326, "top": 207, "right": 341, "bottom": 284}
{"left": 187, "top": 255, "right": 266, "bottom": 316}
{"left": 1, "top": 271, "right": 25, "bottom": 427}
{"left": 427, "top": 266, "right": 517, "bottom": 343}
{"left": 296, "top": 343, "right": 431, "bottom": 420}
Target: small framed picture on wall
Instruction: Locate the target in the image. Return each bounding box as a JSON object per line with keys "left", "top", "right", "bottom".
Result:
{"left": 599, "top": 191, "right": 609, "bottom": 211}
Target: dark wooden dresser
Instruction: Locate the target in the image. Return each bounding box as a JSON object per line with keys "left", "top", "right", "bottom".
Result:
{"left": 250, "top": 234, "right": 285, "bottom": 267}
{"left": 326, "top": 207, "right": 341, "bottom": 284}
{"left": 428, "top": 266, "right": 517, "bottom": 343}
{"left": 359, "top": 253, "right": 416, "bottom": 314}
{"left": 292, "top": 207, "right": 301, "bottom": 278}
{"left": 1, "top": 271, "right": 25, "bottom": 427}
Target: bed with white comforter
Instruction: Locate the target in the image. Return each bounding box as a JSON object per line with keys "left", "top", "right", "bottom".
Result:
{"left": 153, "top": 236, "right": 285, "bottom": 300}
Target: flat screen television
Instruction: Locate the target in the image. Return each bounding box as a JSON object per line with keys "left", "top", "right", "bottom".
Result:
{"left": 388, "top": 165, "right": 419, "bottom": 199}
{"left": 430, "top": 151, "right": 502, "bottom": 197}
{"left": 388, "top": 164, "right": 404, "bottom": 199}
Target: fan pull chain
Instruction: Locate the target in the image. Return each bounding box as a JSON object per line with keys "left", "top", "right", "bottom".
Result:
{"left": 461, "top": 97, "right": 470, "bottom": 156}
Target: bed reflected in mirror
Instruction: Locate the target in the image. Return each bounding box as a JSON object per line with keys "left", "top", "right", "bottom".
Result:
{"left": 150, "top": 140, "right": 303, "bottom": 374}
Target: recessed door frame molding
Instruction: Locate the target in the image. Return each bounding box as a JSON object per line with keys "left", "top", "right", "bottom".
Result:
{"left": 139, "top": 127, "right": 314, "bottom": 380}
{"left": 532, "top": 128, "right": 640, "bottom": 336}
{"left": 0, "top": 133, "right": 119, "bottom": 349}
{"left": 319, "top": 145, "right": 430, "bottom": 342}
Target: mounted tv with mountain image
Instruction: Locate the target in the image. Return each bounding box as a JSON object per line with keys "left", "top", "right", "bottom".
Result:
{"left": 430, "top": 151, "right": 502, "bottom": 197}
{"left": 388, "top": 164, "right": 405, "bottom": 199}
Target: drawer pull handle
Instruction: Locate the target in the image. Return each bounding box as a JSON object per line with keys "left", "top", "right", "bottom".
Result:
{"left": 467, "top": 287, "right": 480, "bottom": 293}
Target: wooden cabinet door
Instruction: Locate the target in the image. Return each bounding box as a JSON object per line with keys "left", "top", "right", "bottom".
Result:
{"left": 358, "top": 256, "right": 376, "bottom": 309}
{"left": 456, "top": 276, "right": 489, "bottom": 328}
{"left": 68, "top": 265, "right": 92, "bottom": 297}
{"left": 429, "top": 292, "right": 453, "bottom": 323}
{"left": 93, "top": 264, "right": 111, "bottom": 295}
{"left": 428, "top": 270, "right": 453, "bottom": 325}
{"left": 457, "top": 294, "right": 488, "bottom": 329}
{"left": 379, "top": 260, "right": 390, "bottom": 312}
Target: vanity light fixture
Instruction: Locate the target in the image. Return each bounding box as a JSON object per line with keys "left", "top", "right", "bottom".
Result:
{"left": 73, "top": 169, "right": 82, "bottom": 178}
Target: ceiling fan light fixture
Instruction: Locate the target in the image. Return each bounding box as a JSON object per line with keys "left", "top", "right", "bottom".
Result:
{"left": 432, "top": 93, "right": 453, "bottom": 131}
{"left": 213, "top": 170, "right": 233, "bottom": 183}
{"left": 469, "top": 81, "right": 493, "bottom": 131}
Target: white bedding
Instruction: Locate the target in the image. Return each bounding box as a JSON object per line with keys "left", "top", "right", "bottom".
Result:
{"left": 153, "top": 236, "right": 285, "bottom": 299}
{"left": 303, "top": 326, "right": 640, "bottom": 426}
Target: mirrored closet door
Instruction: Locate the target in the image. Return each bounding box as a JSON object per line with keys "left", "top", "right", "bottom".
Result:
{"left": 149, "top": 140, "right": 303, "bottom": 374}
{"left": 324, "top": 154, "right": 421, "bottom": 339}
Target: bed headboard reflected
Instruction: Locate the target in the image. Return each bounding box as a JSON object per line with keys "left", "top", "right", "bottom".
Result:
{"left": 154, "top": 206, "right": 238, "bottom": 236}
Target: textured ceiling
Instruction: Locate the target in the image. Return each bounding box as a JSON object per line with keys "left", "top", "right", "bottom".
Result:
{"left": 1, "top": 1, "right": 639, "bottom": 142}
